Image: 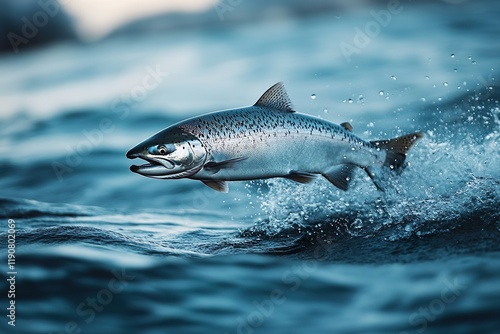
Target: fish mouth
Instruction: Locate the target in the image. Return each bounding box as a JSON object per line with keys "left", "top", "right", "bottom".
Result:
{"left": 128, "top": 154, "right": 175, "bottom": 176}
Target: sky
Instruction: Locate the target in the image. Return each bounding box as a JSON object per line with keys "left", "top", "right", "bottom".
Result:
{"left": 61, "top": 0, "right": 216, "bottom": 40}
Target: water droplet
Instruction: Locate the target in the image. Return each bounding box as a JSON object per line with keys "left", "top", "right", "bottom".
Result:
{"left": 323, "top": 108, "right": 328, "bottom": 114}
{"left": 391, "top": 75, "right": 396, "bottom": 80}
{"left": 471, "top": 60, "right": 476, "bottom": 65}
{"left": 425, "top": 76, "right": 430, "bottom": 80}
{"left": 468, "top": 55, "right": 472, "bottom": 60}
{"left": 379, "top": 90, "right": 384, "bottom": 96}
{"left": 450, "top": 53, "right": 455, "bottom": 58}
{"left": 358, "top": 95, "right": 364, "bottom": 103}
{"left": 420, "top": 97, "right": 426, "bottom": 102}
{"left": 438, "top": 97, "right": 442, "bottom": 101}
{"left": 443, "top": 82, "right": 448, "bottom": 86}
{"left": 348, "top": 98, "right": 353, "bottom": 104}
{"left": 310, "top": 94, "right": 316, "bottom": 100}
{"left": 453, "top": 68, "right": 458, "bottom": 73}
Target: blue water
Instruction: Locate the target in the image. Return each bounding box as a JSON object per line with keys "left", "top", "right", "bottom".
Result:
{"left": 1, "top": 1, "right": 500, "bottom": 333}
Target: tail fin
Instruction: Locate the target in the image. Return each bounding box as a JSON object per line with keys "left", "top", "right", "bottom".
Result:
{"left": 370, "top": 132, "right": 424, "bottom": 172}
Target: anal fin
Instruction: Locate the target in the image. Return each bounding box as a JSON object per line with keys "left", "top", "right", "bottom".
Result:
{"left": 285, "top": 171, "right": 317, "bottom": 184}
{"left": 322, "top": 165, "right": 356, "bottom": 191}
{"left": 201, "top": 180, "right": 228, "bottom": 193}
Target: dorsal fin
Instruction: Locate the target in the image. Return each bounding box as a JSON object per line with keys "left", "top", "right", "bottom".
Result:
{"left": 254, "top": 82, "right": 295, "bottom": 112}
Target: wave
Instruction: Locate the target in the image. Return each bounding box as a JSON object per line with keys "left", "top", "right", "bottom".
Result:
{"left": 2, "top": 168, "right": 499, "bottom": 263}
{"left": 1, "top": 79, "right": 499, "bottom": 263}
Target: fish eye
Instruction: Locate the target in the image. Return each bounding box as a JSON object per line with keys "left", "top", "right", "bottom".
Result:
{"left": 148, "top": 144, "right": 175, "bottom": 155}
{"left": 157, "top": 145, "right": 167, "bottom": 155}
{"left": 148, "top": 145, "right": 168, "bottom": 155}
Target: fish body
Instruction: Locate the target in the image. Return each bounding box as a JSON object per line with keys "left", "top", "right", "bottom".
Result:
{"left": 127, "top": 83, "right": 422, "bottom": 192}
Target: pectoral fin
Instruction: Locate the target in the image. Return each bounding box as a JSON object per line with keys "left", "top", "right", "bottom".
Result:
{"left": 201, "top": 180, "right": 228, "bottom": 193}
{"left": 203, "top": 157, "right": 247, "bottom": 174}
{"left": 322, "top": 165, "right": 356, "bottom": 191}
{"left": 285, "top": 171, "right": 317, "bottom": 184}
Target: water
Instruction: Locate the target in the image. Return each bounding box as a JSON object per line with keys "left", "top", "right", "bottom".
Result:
{"left": 1, "top": 1, "right": 500, "bottom": 333}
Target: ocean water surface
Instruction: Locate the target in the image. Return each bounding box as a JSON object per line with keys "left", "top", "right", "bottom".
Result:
{"left": 0, "top": 1, "right": 499, "bottom": 333}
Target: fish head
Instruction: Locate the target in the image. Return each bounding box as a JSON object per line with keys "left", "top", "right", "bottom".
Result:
{"left": 126, "top": 127, "right": 206, "bottom": 179}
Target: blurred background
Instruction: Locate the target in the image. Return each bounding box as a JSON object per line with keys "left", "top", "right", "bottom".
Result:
{"left": 0, "top": 1, "right": 499, "bottom": 333}
{"left": 1, "top": 0, "right": 498, "bottom": 207}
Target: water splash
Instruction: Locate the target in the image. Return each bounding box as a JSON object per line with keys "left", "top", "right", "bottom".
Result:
{"left": 244, "top": 105, "right": 499, "bottom": 244}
